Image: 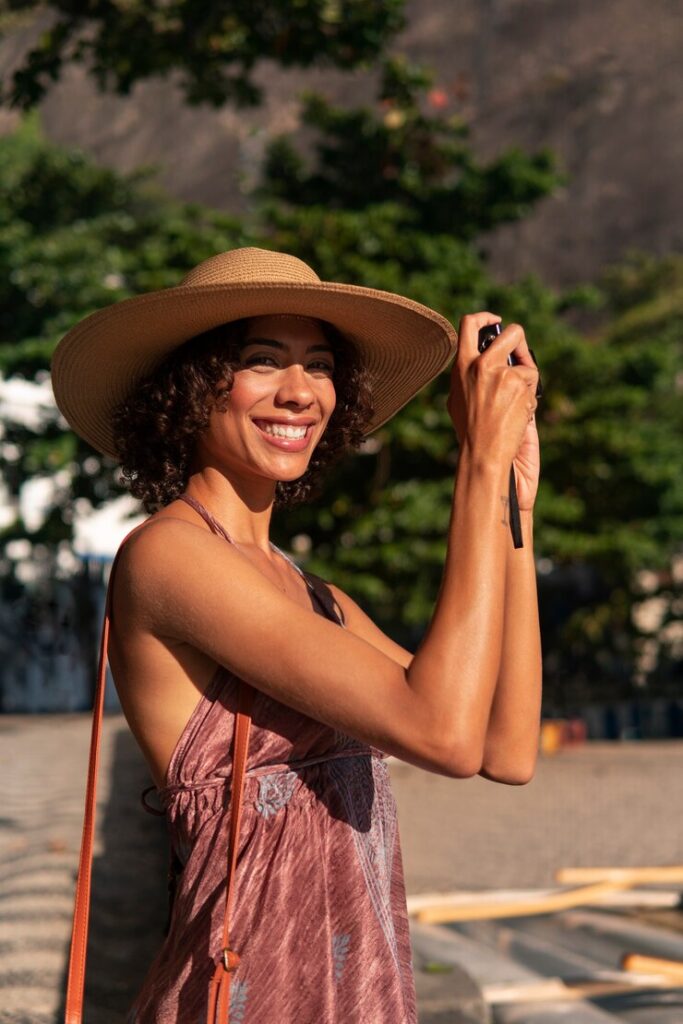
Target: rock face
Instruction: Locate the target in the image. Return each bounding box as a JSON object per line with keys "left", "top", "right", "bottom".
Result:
{"left": 1, "top": 0, "right": 681, "bottom": 287}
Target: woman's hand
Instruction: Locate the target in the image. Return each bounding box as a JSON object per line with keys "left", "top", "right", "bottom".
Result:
{"left": 447, "top": 313, "right": 540, "bottom": 510}
{"left": 511, "top": 407, "right": 540, "bottom": 511}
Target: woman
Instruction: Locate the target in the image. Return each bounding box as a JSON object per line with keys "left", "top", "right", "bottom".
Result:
{"left": 51, "top": 246, "right": 542, "bottom": 1023}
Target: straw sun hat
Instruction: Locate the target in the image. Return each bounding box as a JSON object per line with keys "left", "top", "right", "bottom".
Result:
{"left": 50, "top": 246, "right": 458, "bottom": 460}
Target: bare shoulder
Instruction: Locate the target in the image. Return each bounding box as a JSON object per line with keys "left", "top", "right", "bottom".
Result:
{"left": 108, "top": 515, "right": 241, "bottom": 790}
{"left": 111, "top": 513, "right": 235, "bottom": 626}
{"left": 325, "top": 580, "right": 414, "bottom": 670}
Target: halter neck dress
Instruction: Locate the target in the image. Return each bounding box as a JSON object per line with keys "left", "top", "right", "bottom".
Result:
{"left": 125, "top": 494, "right": 418, "bottom": 1024}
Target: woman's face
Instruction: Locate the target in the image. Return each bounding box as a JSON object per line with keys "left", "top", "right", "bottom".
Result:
{"left": 195, "top": 314, "right": 337, "bottom": 484}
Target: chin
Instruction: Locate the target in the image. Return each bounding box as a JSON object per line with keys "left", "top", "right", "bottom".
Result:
{"left": 275, "top": 466, "right": 311, "bottom": 483}
{"left": 251, "top": 453, "right": 310, "bottom": 477}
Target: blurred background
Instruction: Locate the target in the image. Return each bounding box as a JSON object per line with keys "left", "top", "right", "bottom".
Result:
{"left": 0, "top": 2, "right": 681, "bottom": 1022}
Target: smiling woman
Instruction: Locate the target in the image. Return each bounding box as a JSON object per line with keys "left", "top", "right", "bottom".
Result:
{"left": 50, "top": 246, "right": 542, "bottom": 1024}
{"left": 110, "top": 313, "right": 375, "bottom": 513}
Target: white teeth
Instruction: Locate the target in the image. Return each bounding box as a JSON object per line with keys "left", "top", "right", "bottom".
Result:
{"left": 257, "top": 420, "right": 308, "bottom": 439}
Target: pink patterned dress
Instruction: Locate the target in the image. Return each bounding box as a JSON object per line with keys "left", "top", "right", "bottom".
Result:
{"left": 125, "top": 495, "right": 418, "bottom": 1023}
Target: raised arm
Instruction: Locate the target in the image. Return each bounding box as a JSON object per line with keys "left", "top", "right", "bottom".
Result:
{"left": 112, "top": 313, "right": 540, "bottom": 780}
{"left": 478, "top": 508, "right": 542, "bottom": 785}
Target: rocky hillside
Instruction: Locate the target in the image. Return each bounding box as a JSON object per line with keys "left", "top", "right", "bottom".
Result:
{"left": 1, "top": 0, "right": 681, "bottom": 289}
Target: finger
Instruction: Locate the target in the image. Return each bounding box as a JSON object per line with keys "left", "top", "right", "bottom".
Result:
{"left": 454, "top": 311, "right": 502, "bottom": 367}
{"left": 481, "top": 322, "right": 535, "bottom": 368}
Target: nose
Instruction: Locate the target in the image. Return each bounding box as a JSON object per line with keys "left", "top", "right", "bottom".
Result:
{"left": 275, "top": 361, "right": 317, "bottom": 409}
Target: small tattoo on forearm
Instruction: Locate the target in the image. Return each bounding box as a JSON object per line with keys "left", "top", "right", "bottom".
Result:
{"left": 500, "top": 495, "right": 509, "bottom": 526}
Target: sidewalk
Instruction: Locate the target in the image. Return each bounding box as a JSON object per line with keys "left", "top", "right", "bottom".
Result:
{"left": 1, "top": 714, "right": 168, "bottom": 1023}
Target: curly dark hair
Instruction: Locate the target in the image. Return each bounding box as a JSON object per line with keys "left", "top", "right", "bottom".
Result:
{"left": 110, "top": 317, "right": 375, "bottom": 513}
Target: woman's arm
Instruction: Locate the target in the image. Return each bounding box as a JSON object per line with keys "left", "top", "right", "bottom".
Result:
{"left": 478, "top": 385, "right": 543, "bottom": 782}
{"left": 325, "top": 584, "right": 413, "bottom": 671}
{"left": 478, "top": 509, "right": 542, "bottom": 784}
{"left": 331, "top": 321, "right": 543, "bottom": 783}
{"left": 328, "top": 511, "right": 541, "bottom": 785}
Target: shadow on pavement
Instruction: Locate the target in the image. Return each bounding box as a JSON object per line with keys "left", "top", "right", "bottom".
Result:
{"left": 57, "top": 723, "right": 169, "bottom": 1024}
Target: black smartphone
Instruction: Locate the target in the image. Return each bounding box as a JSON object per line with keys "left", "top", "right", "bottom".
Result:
{"left": 477, "top": 322, "right": 543, "bottom": 399}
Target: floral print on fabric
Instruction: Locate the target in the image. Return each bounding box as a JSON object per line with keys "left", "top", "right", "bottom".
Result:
{"left": 254, "top": 771, "right": 298, "bottom": 819}
{"left": 228, "top": 978, "right": 249, "bottom": 1022}
{"left": 331, "top": 933, "right": 351, "bottom": 984}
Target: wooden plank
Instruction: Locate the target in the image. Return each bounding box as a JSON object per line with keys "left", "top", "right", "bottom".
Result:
{"left": 483, "top": 973, "right": 676, "bottom": 1005}
{"left": 415, "top": 880, "right": 638, "bottom": 924}
{"left": 407, "top": 887, "right": 682, "bottom": 914}
{"left": 556, "top": 865, "right": 683, "bottom": 885}
{"left": 622, "top": 953, "right": 683, "bottom": 981}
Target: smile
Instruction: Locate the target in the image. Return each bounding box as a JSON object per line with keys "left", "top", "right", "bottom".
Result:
{"left": 251, "top": 419, "right": 314, "bottom": 452}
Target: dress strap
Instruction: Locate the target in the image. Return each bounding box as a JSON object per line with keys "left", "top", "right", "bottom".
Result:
{"left": 269, "top": 541, "right": 344, "bottom": 626}
{"left": 178, "top": 493, "right": 233, "bottom": 542}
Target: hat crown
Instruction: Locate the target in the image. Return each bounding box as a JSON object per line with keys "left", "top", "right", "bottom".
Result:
{"left": 180, "top": 247, "right": 322, "bottom": 288}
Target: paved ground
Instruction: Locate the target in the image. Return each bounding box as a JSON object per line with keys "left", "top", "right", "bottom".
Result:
{"left": 390, "top": 739, "right": 683, "bottom": 893}
{"left": 1, "top": 714, "right": 681, "bottom": 1023}
{"left": 1, "top": 714, "right": 168, "bottom": 1024}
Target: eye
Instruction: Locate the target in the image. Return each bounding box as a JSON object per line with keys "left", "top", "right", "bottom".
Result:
{"left": 310, "top": 360, "right": 335, "bottom": 374}
{"left": 245, "top": 354, "right": 334, "bottom": 374}
{"left": 245, "top": 354, "right": 277, "bottom": 367}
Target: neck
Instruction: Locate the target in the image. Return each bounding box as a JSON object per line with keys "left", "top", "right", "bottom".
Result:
{"left": 181, "top": 471, "right": 275, "bottom": 552}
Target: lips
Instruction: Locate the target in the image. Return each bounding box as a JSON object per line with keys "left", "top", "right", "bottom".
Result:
{"left": 251, "top": 418, "right": 314, "bottom": 452}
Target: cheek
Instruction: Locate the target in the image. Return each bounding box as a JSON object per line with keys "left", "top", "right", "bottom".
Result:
{"left": 221, "top": 373, "right": 267, "bottom": 415}
{"left": 204, "top": 379, "right": 248, "bottom": 438}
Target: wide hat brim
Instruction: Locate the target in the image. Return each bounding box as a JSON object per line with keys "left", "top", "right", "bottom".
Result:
{"left": 51, "top": 256, "right": 458, "bottom": 461}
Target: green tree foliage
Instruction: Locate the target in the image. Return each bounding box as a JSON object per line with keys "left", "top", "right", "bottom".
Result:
{"left": 1, "top": 0, "right": 405, "bottom": 109}
{"left": 556, "top": 252, "right": 683, "bottom": 700}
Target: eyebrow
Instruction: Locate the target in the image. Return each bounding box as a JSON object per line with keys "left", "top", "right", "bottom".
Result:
{"left": 239, "top": 337, "right": 334, "bottom": 356}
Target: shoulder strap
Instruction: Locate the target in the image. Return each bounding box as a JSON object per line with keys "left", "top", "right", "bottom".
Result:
{"left": 178, "top": 492, "right": 233, "bottom": 541}
{"left": 206, "top": 682, "right": 253, "bottom": 1023}
{"left": 64, "top": 517, "right": 254, "bottom": 1024}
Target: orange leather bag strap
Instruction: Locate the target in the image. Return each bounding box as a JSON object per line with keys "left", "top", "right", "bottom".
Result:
{"left": 64, "top": 520, "right": 254, "bottom": 1024}
{"left": 206, "top": 681, "right": 254, "bottom": 1024}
